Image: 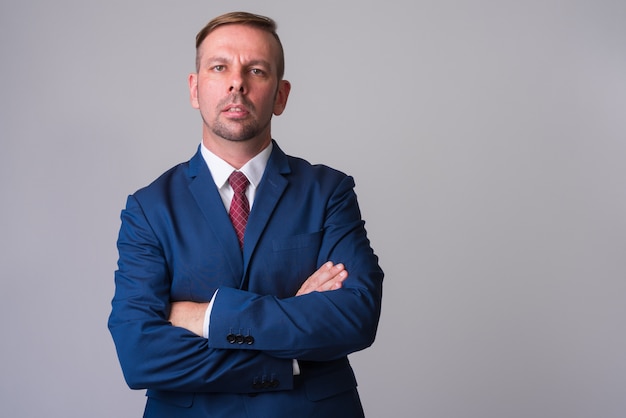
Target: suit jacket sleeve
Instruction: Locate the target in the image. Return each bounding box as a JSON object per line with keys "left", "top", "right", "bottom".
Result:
{"left": 108, "top": 194, "right": 294, "bottom": 393}
{"left": 208, "top": 174, "right": 384, "bottom": 361}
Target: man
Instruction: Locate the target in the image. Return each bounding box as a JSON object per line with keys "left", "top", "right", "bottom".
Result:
{"left": 108, "top": 11, "right": 383, "bottom": 418}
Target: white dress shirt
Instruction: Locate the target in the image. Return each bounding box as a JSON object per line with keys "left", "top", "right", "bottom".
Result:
{"left": 199, "top": 141, "right": 272, "bottom": 337}
{"left": 200, "top": 142, "right": 273, "bottom": 212}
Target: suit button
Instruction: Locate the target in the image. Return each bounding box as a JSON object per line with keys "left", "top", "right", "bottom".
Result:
{"left": 271, "top": 379, "right": 280, "bottom": 388}
{"left": 244, "top": 335, "right": 255, "bottom": 345}
{"left": 226, "top": 334, "right": 236, "bottom": 344}
{"left": 235, "top": 334, "right": 244, "bottom": 344}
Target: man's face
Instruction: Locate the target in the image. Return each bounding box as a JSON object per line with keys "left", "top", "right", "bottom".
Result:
{"left": 189, "top": 24, "right": 290, "bottom": 149}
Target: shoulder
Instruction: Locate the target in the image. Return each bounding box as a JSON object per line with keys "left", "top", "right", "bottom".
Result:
{"left": 131, "top": 148, "right": 204, "bottom": 204}
{"left": 282, "top": 154, "right": 356, "bottom": 199}
{"left": 272, "top": 141, "right": 352, "bottom": 186}
{"left": 133, "top": 161, "right": 189, "bottom": 199}
{"left": 287, "top": 155, "right": 346, "bottom": 179}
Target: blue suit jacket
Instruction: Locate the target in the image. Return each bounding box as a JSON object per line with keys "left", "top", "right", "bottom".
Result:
{"left": 108, "top": 141, "right": 384, "bottom": 417}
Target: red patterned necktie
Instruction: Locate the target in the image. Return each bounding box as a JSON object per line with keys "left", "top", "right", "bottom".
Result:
{"left": 228, "top": 171, "right": 250, "bottom": 249}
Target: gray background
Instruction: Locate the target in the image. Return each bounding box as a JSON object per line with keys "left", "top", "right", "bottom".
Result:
{"left": 1, "top": 0, "right": 625, "bottom": 417}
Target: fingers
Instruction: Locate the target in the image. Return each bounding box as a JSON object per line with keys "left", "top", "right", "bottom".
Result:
{"left": 320, "top": 262, "right": 347, "bottom": 291}
{"left": 296, "top": 262, "right": 349, "bottom": 296}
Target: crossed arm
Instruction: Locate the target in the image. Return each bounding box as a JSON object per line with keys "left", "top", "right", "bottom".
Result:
{"left": 169, "top": 261, "right": 348, "bottom": 336}
{"left": 109, "top": 174, "right": 382, "bottom": 392}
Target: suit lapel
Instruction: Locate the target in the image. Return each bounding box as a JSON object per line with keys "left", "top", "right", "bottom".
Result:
{"left": 242, "top": 143, "right": 291, "bottom": 279}
{"left": 184, "top": 143, "right": 292, "bottom": 289}
{"left": 186, "top": 148, "right": 244, "bottom": 280}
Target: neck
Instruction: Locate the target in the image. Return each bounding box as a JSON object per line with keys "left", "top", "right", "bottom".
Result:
{"left": 202, "top": 135, "right": 271, "bottom": 169}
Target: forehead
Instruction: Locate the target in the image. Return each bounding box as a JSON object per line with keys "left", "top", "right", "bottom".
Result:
{"left": 198, "top": 24, "right": 279, "bottom": 66}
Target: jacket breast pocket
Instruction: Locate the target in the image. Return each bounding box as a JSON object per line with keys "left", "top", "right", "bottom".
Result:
{"left": 264, "top": 231, "right": 323, "bottom": 297}
{"left": 272, "top": 230, "right": 323, "bottom": 252}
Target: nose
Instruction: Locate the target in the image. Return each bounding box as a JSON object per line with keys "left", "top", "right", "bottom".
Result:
{"left": 229, "top": 84, "right": 244, "bottom": 93}
{"left": 229, "top": 74, "right": 245, "bottom": 94}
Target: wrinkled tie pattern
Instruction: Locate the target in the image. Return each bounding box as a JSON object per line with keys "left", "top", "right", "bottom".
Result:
{"left": 228, "top": 171, "right": 249, "bottom": 249}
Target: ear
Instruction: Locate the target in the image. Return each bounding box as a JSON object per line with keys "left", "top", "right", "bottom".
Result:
{"left": 273, "top": 80, "right": 291, "bottom": 116}
{"left": 188, "top": 73, "right": 199, "bottom": 109}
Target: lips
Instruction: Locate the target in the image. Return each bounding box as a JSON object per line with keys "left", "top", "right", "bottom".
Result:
{"left": 224, "top": 104, "right": 246, "bottom": 112}
{"left": 222, "top": 103, "right": 250, "bottom": 118}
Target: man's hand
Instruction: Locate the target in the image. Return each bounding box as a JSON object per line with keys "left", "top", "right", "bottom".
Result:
{"left": 296, "top": 261, "right": 348, "bottom": 296}
{"left": 169, "top": 301, "right": 208, "bottom": 336}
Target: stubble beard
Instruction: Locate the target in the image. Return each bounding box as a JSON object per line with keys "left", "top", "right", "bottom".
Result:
{"left": 209, "top": 94, "right": 273, "bottom": 143}
{"left": 211, "top": 116, "right": 271, "bottom": 142}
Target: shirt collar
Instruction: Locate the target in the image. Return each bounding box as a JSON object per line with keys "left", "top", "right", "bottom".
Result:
{"left": 200, "top": 142, "right": 273, "bottom": 190}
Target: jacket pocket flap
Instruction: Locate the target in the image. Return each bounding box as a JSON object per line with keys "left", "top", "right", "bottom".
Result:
{"left": 304, "top": 367, "right": 358, "bottom": 401}
{"left": 146, "top": 390, "right": 194, "bottom": 407}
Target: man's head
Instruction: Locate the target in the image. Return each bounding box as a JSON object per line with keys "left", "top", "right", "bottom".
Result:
{"left": 189, "top": 12, "right": 291, "bottom": 162}
{"left": 195, "top": 11, "right": 285, "bottom": 80}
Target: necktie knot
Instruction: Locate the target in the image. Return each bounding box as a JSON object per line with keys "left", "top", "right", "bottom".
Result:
{"left": 228, "top": 171, "right": 249, "bottom": 194}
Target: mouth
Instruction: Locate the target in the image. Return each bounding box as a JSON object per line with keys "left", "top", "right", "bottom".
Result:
{"left": 222, "top": 104, "right": 250, "bottom": 118}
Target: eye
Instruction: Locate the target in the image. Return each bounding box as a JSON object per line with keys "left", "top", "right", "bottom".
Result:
{"left": 212, "top": 65, "right": 225, "bottom": 72}
{"left": 250, "top": 68, "right": 265, "bottom": 76}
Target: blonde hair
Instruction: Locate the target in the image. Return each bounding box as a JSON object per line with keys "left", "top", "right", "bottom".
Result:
{"left": 195, "top": 11, "right": 285, "bottom": 79}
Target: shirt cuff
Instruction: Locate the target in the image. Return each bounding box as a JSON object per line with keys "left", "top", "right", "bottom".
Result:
{"left": 202, "top": 290, "right": 219, "bottom": 339}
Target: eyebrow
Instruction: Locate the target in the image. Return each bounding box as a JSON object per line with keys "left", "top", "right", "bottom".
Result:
{"left": 204, "top": 56, "right": 273, "bottom": 70}
{"left": 246, "top": 59, "right": 272, "bottom": 69}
